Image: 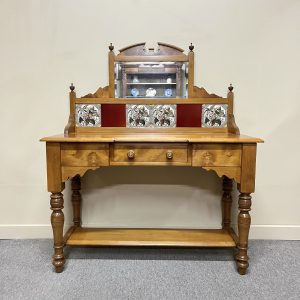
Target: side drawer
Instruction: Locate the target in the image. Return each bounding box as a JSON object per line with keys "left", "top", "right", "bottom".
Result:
{"left": 61, "top": 143, "right": 109, "bottom": 167}
{"left": 111, "top": 143, "right": 190, "bottom": 166}
{"left": 192, "top": 144, "right": 241, "bottom": 167}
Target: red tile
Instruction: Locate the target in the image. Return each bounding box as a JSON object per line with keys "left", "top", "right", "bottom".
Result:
{"left": 177, "top": 104, "right": 202, "bottom": 127}
{"left": 101, "top": 104, "right": 126, "bottom": 127}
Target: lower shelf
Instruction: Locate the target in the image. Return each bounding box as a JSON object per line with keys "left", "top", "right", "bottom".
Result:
{"left": 65, "top": 227, "right": 237, "bottom": 247}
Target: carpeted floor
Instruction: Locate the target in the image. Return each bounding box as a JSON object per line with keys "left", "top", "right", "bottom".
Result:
{"left": 0, "top": 240, "right": 299, "bottom": 300}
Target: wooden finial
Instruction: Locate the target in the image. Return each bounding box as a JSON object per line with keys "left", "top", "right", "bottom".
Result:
{"left": 228, "top": 84, "right": 234, "bottom": 92}
{"left": 189, "top": 43, "right": 194, "bottom": 51}
{"left": 69, "top": 83, "right": 75, "bottom": 91}
{"left": 109, "top": 43, "right": 114, "bottom": 51}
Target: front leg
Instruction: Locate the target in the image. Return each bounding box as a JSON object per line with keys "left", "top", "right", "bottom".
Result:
{"left": 50, "top": 192, "right": 65, "bottom": 273}
{"left": 236, "top": 192, "right": 252, "bottom": 275}
{"left": 235, "top": 143, "right": 257, "bottom": 275}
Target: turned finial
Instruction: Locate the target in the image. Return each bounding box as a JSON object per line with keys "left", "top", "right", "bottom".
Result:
{"left": 109, "top": 43, "right": 114, "bottom": 51}
{"left": 228, "top": 84, "right": 234, "bottom": 92}
{"left": 69, "top": 83, "right": 75, "bottom": 91}
{"left": 189, "top": 43, "right": 194, "bottom": 52}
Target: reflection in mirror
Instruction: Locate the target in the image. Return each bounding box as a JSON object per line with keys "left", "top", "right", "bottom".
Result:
{"left": 114, "top": 62, "right": 188, "bottom": 98}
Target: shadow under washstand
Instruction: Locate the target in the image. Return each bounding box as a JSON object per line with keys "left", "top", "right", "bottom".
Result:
{"left": 65, "top": 245, "right": 235, "bottom": 262}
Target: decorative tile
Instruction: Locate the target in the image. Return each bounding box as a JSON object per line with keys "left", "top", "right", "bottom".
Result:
{"left": 76, "top": 104, "right": 101, "bottom": 127}
{"left": 152, "top": 105, "right": 176, "bottom": 127}
{"left": 202, "top": 104, "right": 227, "bottom": 128}
{"left": 126, "top": 104, "right": 151, "bottom": 127}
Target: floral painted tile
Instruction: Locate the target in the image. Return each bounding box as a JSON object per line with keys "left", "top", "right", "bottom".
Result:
{"left": 126, "top": 104, "right": 151, "bottom": 127}
{"left": 202, "top": 104, "right": 227, "bottom": 128}
{"left": 152, "top": 105, "right": 176, "bottom": 127}
{"left": 76, "top": 104, "right": 101, "bottom": 127}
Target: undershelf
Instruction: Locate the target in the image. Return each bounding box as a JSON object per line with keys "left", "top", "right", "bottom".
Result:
{"left": 65, "top": 227, "right": 237, "bottom": 247}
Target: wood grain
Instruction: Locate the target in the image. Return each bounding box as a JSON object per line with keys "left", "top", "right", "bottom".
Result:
{"left": 41, "top": 131, "right": 263, "bottom": 143}
{"left": 50, "top": 192, "right": 65, "bottom": 273}
{"left": 75, "top": 97, "right": 227, "bottom": 104}
{"left": 118, "top": 42, "right": 185, "bottom": 56}
{"left": 41, "top": 42, "right": 263, "bottom": 275}
{"left": 62, "top": 166, "right": 102, "bottom": 182}
{"left": 227, "top": 89, "right": 240, "bottom": 135}
{"left": 202, "top": 166, "right": 241, "bottom": 183}
{"left": 191, "top": 86, "right": 221, "bottom": 98}
{"left": 236, "top": 192, "right": 252, "bottom": 275}
{"left": 46, "top": 142, "right": 64, "bottom": 192}
{"left": 82, "top": 86, "right": 109, "bottom": 98}
{"left": 115, "top": 55, "right": 188, "bottom": 62}
{"left": 64, "top": 89, "right": 76, "bottom": 136}
{"left": 118, "top": 42, "right": 146, "bottom": 54}
{"left": 157, "top": 42, "right": 184, "bottom": 53}
{"left": 188, "top": 50, "right": 194, "bottom": 97}
{"left": 108, "top": 50, "right": 115, "bottom": 98}
{"left": 66, "top": 228, "right": 236, "bottom": 247}
{"left": 76, "top": 127, "right": 228, "bottom": 135}
{"left": 61, "top": 143, "right": 109, "bottom": 167}
{"left": 240, "top": 144, "right": 257, "bottom": 193}
{"left": 111, "top": 143, "right": 189, "bottom": 166}
{"left": 227, "top": 113, "right": 240, "bottom": 135}
{"left": 192, "top": 144, "right": 241, "bottom": 167}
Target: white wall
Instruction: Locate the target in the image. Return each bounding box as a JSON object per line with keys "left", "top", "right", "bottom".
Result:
{"left": 0, "top": 0, "right": 299, "bottom": 239}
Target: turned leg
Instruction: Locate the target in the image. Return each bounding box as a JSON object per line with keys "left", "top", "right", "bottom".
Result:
{"left": 71, "top": 175, "right": 82, "bottom": 227}
{"left": 221, "top": 176, "right": 233, "bottom": 229}
{"left": 50, "top": 192, "right": 65, "bottom": 273}
{"left": 236, "top": 192, "right": 252, "bottom": 275}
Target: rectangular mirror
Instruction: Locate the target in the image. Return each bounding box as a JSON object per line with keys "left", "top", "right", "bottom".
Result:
{"left": 114, "top": 62, "right": 188, "bottom": 98}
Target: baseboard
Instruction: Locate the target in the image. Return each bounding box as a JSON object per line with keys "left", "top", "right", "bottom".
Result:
{"left": 0, "top": 224, "right": 72, "bottom": 239}
{"left": 0, "top": 224, "right": 300, "bottom": 240}
{"left": 249, "top": 225, "right": 300, "bottom": 240}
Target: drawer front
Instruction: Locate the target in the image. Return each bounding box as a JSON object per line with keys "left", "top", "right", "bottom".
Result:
{"left": 61, "top": 143, "right": 109, "bottom": 167}
{"left": 111, "top": 143, "right": 189, "bottom": 165}
{"left": 192, "top": 144, "right": 241, "bottom": 167}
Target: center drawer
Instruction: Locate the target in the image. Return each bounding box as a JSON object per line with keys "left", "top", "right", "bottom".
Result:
{"left": 111, "top": 143, "right": 190, "bottom": 166}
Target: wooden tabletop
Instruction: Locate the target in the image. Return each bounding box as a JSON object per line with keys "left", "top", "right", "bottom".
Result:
{"left": 41, "top": 129, "right": 263, "bottom": 143}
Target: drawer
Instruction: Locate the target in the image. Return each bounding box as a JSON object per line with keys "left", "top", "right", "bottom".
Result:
{"left": 61, "top": 143, "right": 109, "bottom": 167}
{"left": 192, "top": 144, "right": 241, "bottom": 167}
{"left": 111, "top": 143, "right": 190, "bottom": 166}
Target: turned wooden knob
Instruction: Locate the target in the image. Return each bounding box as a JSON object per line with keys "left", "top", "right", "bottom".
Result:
{"left": 166, "top": 150, "right": 173, "bottom": 160}
{"left": 127, "top": 150, "right": 135, "bottom": 159}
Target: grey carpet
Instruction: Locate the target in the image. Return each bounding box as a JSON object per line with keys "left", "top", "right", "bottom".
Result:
{"left": 0, "top": 240, "right": 299, "bottom": 300}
